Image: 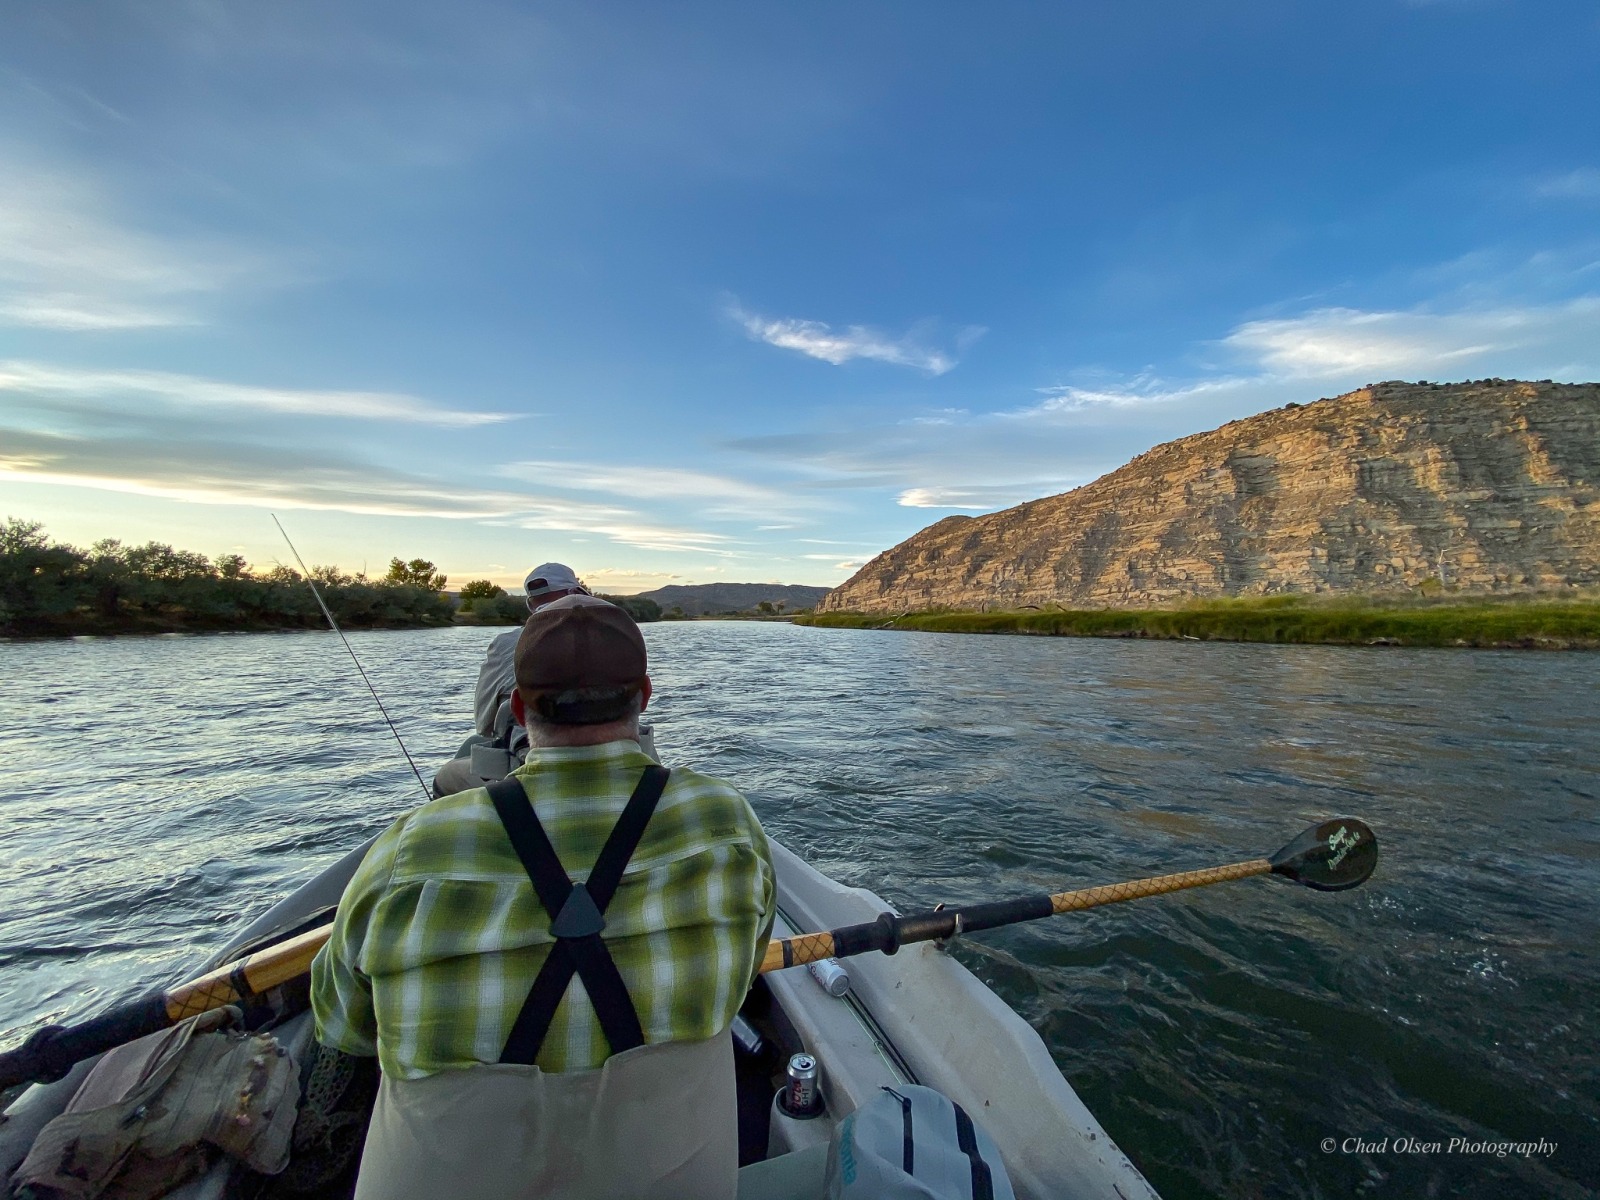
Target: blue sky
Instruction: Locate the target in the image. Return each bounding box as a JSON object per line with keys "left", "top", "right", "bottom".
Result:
{"left": 2, "top": 1, "right": 1597, "bottom": 591}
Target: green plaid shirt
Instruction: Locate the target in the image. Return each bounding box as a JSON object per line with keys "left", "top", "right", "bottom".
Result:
{"left": 311, "top": 740, "right": 775, "bottom": 1079}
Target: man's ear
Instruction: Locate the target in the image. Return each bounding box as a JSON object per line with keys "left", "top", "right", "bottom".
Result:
{"left": 639, "top": 676, "right": 652, "bottom": 713}
{"left": 510, "top": 687, "right": 527, "bottom": 727}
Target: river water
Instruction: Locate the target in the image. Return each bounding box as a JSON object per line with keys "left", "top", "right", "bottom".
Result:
{"left": 1, "top": 623, "right": 1596, "bottom": 1198}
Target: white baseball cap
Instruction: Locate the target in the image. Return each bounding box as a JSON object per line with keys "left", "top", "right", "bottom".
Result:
{"left": 522, "top": 563, "right": 588, "bottom": 609}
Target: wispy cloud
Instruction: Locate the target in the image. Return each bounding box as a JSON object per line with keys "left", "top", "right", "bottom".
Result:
{"left": 898, "top": 485, "right": 1037, "bottom": 510}
{"left": 1015, "top": 375, "right": 1246, "bottom": 417}
{"left": 0, "top": 360, "right": 516, "bottom": 427}
{"left": 0, "top": 427, "right": 735, "bottom": 556}
{"left": 799, "top": 553, "right": 867, "bottom": 570}
{"left": 901, "top": 408, "right": 970, "bottom": 425}
{"left": 730, "top": 303, "right": 979, "bottom": 374}
{"left": 1221, "top": 298, "right": 1600, "bottom": 378}
{"left": 498, "top": 459, "right": 794, "bottom": 509}
{"left": 1531, "top": 168, "right": 1600, "bottom": 201}
{"left": 0, "top": 162, "right": 281, "bottom": 331}
{"left": 0, "top": 298, "right": 193, "bottom": 331}
{"left": 580, "top": 568, "right": 683, "bottom": 593}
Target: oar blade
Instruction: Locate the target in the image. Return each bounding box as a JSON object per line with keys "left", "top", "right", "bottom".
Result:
{"left": 1268, "top": 818, "right": 1377, "bottom": 891}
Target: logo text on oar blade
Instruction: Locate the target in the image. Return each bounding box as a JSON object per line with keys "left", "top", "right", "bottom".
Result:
{"left": 1327, "top": 825, "right": 1360, "bottom": 870}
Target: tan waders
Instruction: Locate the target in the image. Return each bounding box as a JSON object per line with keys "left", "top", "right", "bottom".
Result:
{"left": 354, "top": 1028, "right": 736, "bottom": 1200}
{"left": 353, "top": 767, "right": 739, "bottom": 1199}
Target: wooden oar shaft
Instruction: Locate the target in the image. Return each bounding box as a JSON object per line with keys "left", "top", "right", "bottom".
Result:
{"left": 760, "top": 856, "right": 1274, "bottom": 975}
{"left": 1049, "top": 858, "right": 1272, "bottom": 914}
{"left": 164, "top": 926, "right": 332, "bottom": 1021}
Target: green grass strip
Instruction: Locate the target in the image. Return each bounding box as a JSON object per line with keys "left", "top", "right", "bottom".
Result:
{"left": 794, "top": 595, "right": 1600, "bottom": 648}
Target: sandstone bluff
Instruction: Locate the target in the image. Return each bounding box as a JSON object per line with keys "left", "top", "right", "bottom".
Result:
{"left": 819, "top": 381, "right": 1600, "bottom": 614}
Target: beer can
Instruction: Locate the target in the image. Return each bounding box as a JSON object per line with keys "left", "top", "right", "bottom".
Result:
{"left": 784, "top": 1052, "right": 821, "bottom": 1116}
{"left": 806, "top": 957, "right": 852, "bottom": 998}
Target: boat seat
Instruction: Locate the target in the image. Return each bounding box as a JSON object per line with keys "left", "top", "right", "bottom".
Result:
{"left": 735, "top": 1143, "right": 829, "bottom": 1200}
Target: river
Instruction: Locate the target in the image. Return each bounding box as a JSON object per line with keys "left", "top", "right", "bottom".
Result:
{"left": 2, "top": 623, "right": 1596, "bottom": 1198}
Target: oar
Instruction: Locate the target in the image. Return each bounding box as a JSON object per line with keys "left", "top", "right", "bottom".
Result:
{"left": 0, "top": 818, "right": 1375, "bottom": 1089}
{"left": 0, "top": 925, "right": 333, "bottom": 1090}
{"left": 760, "top": 816, "right": 1375, "bottom": 972}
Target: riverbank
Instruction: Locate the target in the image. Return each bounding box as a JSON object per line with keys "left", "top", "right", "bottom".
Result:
{"left": 2, "top": 614, "right": 451, "bottom": 639}
{"left": 795, "top": 593, "right": 1600, "bottom": 648}
{"left": 1, "top": 519, "right": 457, "bottom": 638}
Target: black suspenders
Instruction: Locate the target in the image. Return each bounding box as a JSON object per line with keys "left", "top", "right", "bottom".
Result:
{"left": 485, "top": 766, "right": 670, "bottom": 1064}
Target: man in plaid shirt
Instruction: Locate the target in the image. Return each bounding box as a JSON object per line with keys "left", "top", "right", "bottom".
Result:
{"left": 311, "top": 595, "right": 775, "bottom": 1198}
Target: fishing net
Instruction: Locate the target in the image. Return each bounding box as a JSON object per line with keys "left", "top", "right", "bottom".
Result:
{"left": 243, "top": 1040, "right": 376, "bottom": 1199}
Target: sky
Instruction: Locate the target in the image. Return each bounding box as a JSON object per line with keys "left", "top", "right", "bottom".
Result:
{"left": 1, "top": 2, "right": 1597, "bottom": 593}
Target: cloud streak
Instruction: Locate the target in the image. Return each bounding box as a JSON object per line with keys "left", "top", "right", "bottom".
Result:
{"left": 0, "top": 427, "right": 736, "bottom": 556}
{"left": 1532, "top": 168, "right": 1600, "bottom": 201}
{"left": 498, "top": 459, "right": 797, "bottom": 509}
{"left": 897, "top": 485, "right": 1039, "bottom": 510}
{"left": 1015, "top": 375, "right": 1247, "bottom": 418}
{"left": 0, "top": 161, "right": 281, "bottom": 331}
{"left": 0, "top": 360, "right": 517, "bottom": 428}
{"left": 1221, "top": 298, "right": 1600, "bottom": 379}
{"left": 731, "top": 303, "right": 976, "bottom": 374}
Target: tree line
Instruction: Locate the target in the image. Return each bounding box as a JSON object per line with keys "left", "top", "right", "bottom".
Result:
{"left": 454, "top": 578, "right": 662, "bottom": 624}
{"left": 1, "top": 518, "right": 455, "bottom": 637}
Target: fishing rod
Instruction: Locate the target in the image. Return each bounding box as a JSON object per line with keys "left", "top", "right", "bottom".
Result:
{"left": 272, "top": 515, "right": 432, "bottom": 804}
{"left": 0, "top": 817, "right": 1377, "bottom": 1088}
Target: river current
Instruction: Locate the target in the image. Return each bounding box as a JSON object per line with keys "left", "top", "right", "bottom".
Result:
{"left": 1, "top": 623, "right": 1596, "bottom": 1198}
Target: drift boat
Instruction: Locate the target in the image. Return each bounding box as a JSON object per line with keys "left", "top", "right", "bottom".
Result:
{"left": 0, "top": 741, "right": 1160, "bottom": 1199}
{"left": 2, "top": 713, "right": 1374, "bottom": 1199}
{"left": 0, "top": 837, "right": 1159, "bottom": 1198}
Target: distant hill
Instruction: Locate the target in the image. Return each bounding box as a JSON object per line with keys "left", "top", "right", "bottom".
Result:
{"left": 821, "top": 380, "right": 1600, "bottom": 613}
{"left": 634, "top": 582, "right": 832, "bottom": 616}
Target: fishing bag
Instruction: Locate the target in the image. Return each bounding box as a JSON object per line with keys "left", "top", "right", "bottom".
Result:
{"left": 11, "top": 1006, "right": 299, "bottom": 1200}
{"left": 825, "top": 1085, "right": 1015, "bottom": 1200}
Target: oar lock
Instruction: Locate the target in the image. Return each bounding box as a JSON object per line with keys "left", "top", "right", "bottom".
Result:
{"left": 931, "top": 902, "right": 966, "bottom": 951}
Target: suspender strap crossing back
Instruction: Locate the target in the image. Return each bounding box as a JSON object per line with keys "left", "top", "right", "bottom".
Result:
{"left": 486, "top": 766, "right": 671, "bottom": 1064}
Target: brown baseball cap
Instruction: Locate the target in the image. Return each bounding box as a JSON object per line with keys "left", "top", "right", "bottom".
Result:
{"left": 514, "top": 594, "right": 647, "bottom": 698}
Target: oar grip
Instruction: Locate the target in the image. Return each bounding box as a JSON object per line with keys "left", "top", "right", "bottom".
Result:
{"left": 1049, "top": 858, "right": 1272, "bottom": 913}
{"left": 165, "top": 926, "right": 331, "bottom": 1021}
{"left": 761, "top": 931, "right": 837, "bottom": 973}
{"left": 762, "top": 910, "right": 914, "bottom": 974}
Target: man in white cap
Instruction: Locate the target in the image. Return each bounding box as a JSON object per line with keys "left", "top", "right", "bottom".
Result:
{"left": 314, "top": 595, "right": 774, "bottom": 1199}
{"left": 472, "top": 563, "right": 589, "bottom": 737}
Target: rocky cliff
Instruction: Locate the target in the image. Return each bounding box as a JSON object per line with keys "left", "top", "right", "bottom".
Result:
{"left": 819, "top": 381, "right": 1600, "bottom": 613}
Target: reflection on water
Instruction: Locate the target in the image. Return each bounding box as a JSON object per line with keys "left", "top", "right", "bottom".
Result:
{"left": 2, "top": 624, "right": 1596, "bottom": 1198}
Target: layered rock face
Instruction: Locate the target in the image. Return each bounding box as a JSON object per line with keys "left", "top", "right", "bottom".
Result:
{"left": 820, "top": 381, "right": 1600, "bottom": 613}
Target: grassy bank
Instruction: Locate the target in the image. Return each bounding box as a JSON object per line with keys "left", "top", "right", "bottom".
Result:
{"left": 794, "top": 593, "right": 1600, "bottom": 649}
